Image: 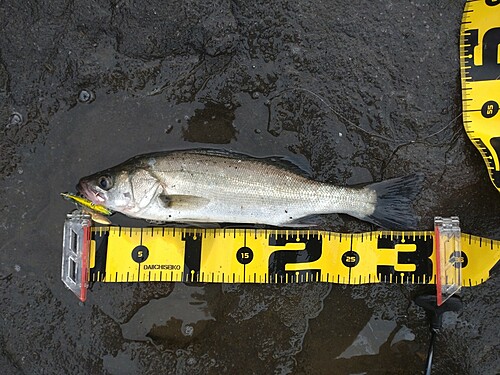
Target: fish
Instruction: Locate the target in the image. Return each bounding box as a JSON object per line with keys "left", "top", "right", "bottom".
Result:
{"left": 76, "top": 149, "right": 424, "bottom": 229}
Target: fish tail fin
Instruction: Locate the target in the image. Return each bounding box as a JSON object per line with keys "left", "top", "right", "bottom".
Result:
{"left": 361, "top": 173, "right": 425, "bottom": 229}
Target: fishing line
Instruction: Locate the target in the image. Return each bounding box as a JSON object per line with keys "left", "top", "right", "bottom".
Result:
{"left": 275, "top": 87, "right": 464, "bottom": 149}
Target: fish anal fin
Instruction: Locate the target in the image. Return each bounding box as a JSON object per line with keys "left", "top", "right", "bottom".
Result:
{"left": 280, "top": 214, "right": 328, "bottom": 228}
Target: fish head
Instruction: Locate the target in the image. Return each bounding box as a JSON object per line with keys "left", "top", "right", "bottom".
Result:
{"left": 77, "top": 169, "right": 135, "bottom": 212}
{"left": 77, "top": 163, "right": 163, "bottom": 215}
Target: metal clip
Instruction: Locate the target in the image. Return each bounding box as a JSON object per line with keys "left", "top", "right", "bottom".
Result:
{"left": 61, "top": 210, "right": 92, "bottom": 302}
{"left": 434, "top": 216, "right": 462, "bottom": 306}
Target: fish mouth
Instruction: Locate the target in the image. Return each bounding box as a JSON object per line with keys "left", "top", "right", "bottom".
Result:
{"left": 76, "top": 181, "right": 106, "bottom": 204}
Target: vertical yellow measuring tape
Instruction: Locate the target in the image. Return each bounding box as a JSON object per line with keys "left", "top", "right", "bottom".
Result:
{"left": 461, "top": 0, "right": 500, "bottom": 192}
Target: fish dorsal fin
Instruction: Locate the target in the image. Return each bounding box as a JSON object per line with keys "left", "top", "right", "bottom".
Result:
{"left": 159, "top": 194, "right": 210, "bottom": 209}
{"left": 182, "top": 148, "right": 312, "bottom": 177}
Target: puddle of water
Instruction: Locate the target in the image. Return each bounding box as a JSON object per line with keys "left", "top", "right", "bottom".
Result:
{"left": 121, "top": 284, "right": 215, "bottom": 342}
{"left": 391, "top": 324, "right": 416, "bottom": 347}
{"left": 337, "top": 317, "right": 397, "bottom": 359}
{"left": 184, "top": 102, "right": 238, "bottom": 143}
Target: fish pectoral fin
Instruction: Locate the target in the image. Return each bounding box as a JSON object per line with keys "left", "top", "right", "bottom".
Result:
{"left": 159, "top": 194, "right": 210, "bottom": 209}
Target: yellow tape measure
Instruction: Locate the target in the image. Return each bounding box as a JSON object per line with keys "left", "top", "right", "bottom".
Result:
{"left": 460, "top": 0, "right": 500, "bottom": 191}
{"left": 61, "top": 212, "right": 499, "bottom": 301}
{"left": 91, "top": 227, "right": 497, "bottom": 285}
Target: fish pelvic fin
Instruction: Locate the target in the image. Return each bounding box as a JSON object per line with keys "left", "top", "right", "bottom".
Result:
{"left": 360, "top": 173, "right": 425, "bottom": 230}
{"left": 159, "top": 194, "right": 210, "bottom": 209}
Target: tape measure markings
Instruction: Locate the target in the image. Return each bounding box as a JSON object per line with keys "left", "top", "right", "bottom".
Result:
{"left": 86, "top": 227, "right": 499, "bottom": 287}
{"left": 460, "top": 0, "right": 500, "bottom": 191}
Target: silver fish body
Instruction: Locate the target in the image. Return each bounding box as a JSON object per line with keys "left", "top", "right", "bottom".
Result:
{"left": 77, "top": 149, "right": 423, "bottom": 228}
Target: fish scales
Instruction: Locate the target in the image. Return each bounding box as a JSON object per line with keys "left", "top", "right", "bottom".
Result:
{"left": 146, "top": 152, "right": 368, "bottom": 223}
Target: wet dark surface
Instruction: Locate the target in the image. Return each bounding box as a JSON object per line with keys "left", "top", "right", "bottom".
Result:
{"left": 0, "top": 1, "right": 499, "bottom": 374}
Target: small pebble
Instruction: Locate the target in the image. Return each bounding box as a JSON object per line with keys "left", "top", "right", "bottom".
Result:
{"left": 184, "top": 325, "right": 194, "bottom": 336}
{"left": 78, "top": 89, "right": 95, "bottom": 103}
{"left": 8, "top": 112, "right": 23, "bottom": 127}
{"left": 186, "top": 357, "right": 197, "bottom": 366}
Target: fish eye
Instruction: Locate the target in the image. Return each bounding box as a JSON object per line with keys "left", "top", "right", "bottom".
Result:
{"left": 98, "top": 175, "right": 113, "bottom": 191}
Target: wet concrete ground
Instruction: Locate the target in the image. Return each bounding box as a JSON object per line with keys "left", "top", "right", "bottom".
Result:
{"left": 1, "top": 0, "right": 499, "bottom": 374}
